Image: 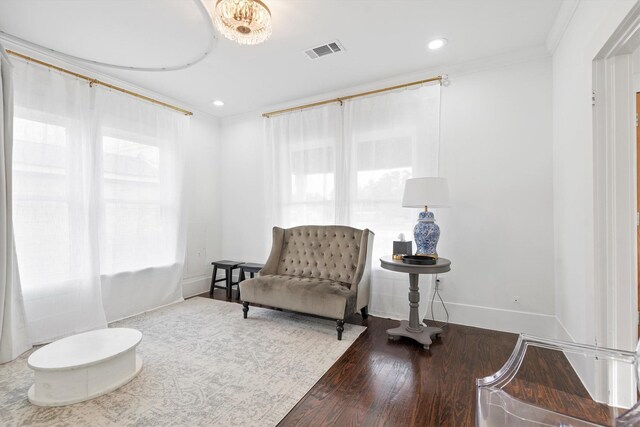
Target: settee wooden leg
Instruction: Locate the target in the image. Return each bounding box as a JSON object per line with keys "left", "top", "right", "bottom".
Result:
{"left": 336, "top": 320, "right": 345, "bottom": 340}
{"left": 242, "top": 301, "right": 249, "bottom": 319}
{"left": 360, "top": 306, "right": 369, "bottom": 320}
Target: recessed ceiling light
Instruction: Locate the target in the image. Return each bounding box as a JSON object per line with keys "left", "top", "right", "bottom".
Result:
{"left": 212, "top": 100, "right": 225, "bottom": 107}
{"left": 428, "top": 38, "right": 447, "bottom": 50}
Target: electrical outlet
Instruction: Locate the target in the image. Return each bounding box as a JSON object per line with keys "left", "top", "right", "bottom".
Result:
{"left": 513, "top": 296, "right": 520, "bottom": 303}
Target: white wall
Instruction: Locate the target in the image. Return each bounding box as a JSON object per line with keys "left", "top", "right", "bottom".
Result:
{"left": 182, "top": 113, "right": 223, "bottom": 298}
{"left": 435, "top": 55, "right": 555, "bottom": 334}
{"left": 218, "top": 50, "right": 558, "bottom": 337}
{"left": 219, "top": 116, "right": 268, "bottom": 262}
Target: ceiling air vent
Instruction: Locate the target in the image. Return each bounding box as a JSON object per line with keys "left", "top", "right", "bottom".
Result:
{"left": 304, "top": 40, "right": 345, "bottom": 60}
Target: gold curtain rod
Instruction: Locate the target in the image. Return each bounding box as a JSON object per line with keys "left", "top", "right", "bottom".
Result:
{"left": 262, "top": 75, "right": 443, "bottom": 118}
{"left": 6, "top": 50, "right": 193, "bottom": 116}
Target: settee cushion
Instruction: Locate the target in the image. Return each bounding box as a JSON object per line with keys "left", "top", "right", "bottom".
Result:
{"left": 276, "top": 226, "right": 363, "bottom": 286}
{"left": 240, "top": 274, "right": 356, "bottom": 320}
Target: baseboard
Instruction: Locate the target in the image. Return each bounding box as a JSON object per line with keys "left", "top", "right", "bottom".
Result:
{"left": 554, "top": 316, "right": 599, "bottom": 402}
{"left": 369, "top": 297, "right": 557, "bottom": 338}
{"left": 182, "top": 275, "right": 210, "bottom": 299}
{"left": 554, "top": 316, "right": 576, "bottom": 341}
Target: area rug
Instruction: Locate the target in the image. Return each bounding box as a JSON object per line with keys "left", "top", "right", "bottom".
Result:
{"left": 0, "top": 297, "right": 366, "bottom": 426}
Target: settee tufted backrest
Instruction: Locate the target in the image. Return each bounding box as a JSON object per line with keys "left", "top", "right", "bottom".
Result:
{"left": 275, "top": 225, "right": 366, "bottom": 286}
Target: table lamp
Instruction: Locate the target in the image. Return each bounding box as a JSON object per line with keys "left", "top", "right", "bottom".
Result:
{"left": 402, "top": 177, "right": 449, "bottom": 256}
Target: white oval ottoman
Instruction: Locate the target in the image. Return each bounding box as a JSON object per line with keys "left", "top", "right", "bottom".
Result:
{"left": 27, "top": 328, "right": 143, "bottom": 406}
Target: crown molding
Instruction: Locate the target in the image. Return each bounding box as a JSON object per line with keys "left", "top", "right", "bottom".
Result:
{"left": 546, "top": 0, "right": 580, "bottom": 55}
{"left": 0, "top": 36, "right": 220, "bottom": 122}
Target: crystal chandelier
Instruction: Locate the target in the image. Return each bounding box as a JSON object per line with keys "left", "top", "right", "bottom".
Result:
{"left": 213, "top": 0, "right": 272, "bottom": 45}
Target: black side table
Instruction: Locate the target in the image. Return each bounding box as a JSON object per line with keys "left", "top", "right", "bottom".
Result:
{"left": 210, "top": 260, "right": 243, "bottom": 300}
{"left": 239, "top": 263, "right": 264, "bottom": 282}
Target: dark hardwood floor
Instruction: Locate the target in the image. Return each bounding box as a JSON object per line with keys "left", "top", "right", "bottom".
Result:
{"left": 197, "top": 289, "right": 619, "bottom": 426}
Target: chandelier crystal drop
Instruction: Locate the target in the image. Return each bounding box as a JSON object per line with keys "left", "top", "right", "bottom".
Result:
{"left": 213, "top": 0, "right": 273, "bottom": 45}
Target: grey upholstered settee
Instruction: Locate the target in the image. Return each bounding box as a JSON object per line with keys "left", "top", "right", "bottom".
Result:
{"left": 239, "top": 225, "right": 374, "bottom": 340}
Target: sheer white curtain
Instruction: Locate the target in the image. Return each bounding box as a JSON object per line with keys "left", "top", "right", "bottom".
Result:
{"left": 11, "top": 58, "right": 187, "bottom": 343}
{"left": 266, "top": 104, "right": 342, "bottom": 227}
{"left": 0, "top": 44, "right": 30, "bottom": 363}
{"left": 265, "top": 83, "right": 441, "bottom": 265}
{"left": 12, "top": 59, "right": 107, "bottom": 343}
{"left": 343, "top": 84, "right": 441, "bottom": 263}
{"left": 95, "top": 87, "right": 187, "bottom": 322}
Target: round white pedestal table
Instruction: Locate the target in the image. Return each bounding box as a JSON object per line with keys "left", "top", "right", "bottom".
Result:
{"left": 27, "top": 328, "right": 143, "bottom": 407}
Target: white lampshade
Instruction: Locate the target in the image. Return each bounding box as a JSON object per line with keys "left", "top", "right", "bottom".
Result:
{"left": 402, "top": 177, "right": 449, "bottom": 208}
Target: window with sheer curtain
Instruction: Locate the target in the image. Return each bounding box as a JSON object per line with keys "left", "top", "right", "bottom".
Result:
{"left": 266, "top": 84, "right": 440, "bottom": 263}
{"left": 267, "top": 104, "right": 341, "bottom": 226}
{"left": 13, "top": 116, "right": 75, "bottom": 289}
{"left": 11, "top": 59, "right": 187, "bottom": 343}
{"left": 100, "top": 133, "right": 170, "bottom": 274}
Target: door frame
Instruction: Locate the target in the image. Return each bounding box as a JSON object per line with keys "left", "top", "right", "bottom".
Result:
{"left": 637, "top": 92, "right": 640, "bottom": 340}
{"left": 592, "top": 1, "right": 640, "bottom": 407}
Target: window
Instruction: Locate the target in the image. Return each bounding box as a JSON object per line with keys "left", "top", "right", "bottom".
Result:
{"left": 350, "top": 135, "right": 416, "bottom": 262}
{"left": 12, "top": 116, "right": 76, "bottom": 288}
{"left": 266, "top": 85, "right": 441, "bottom": 264}
{"left": 13, "top": 118, "right": 178, "bottom": 281}
{"left": 100, "top": 135, "right": 168, "bottom": 274}
{"left": 10, "top": 58, "right": 187, "bottom": 343}
{"left": 267, "top": 105, "right": 343, "bottom": 227}
{"left": 285, "top": 143, "right": 336, "bottom": 225}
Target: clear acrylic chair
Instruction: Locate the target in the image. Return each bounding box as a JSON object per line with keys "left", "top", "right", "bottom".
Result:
{"left": 476, "top": 334, "right": 640, "bottom": 426}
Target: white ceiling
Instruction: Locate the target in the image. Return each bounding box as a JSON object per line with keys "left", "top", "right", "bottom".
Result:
{"left": 0, "top": 0, "right": 562, "bottom": 117}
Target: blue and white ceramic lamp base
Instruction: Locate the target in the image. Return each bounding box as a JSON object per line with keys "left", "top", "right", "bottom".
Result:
{"left": 414, "top": 211, "right": 440, "bottom": 256}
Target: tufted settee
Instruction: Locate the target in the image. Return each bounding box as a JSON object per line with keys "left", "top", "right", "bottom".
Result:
{"left": 239, "top": 225, "right": 374, "bottom": 340}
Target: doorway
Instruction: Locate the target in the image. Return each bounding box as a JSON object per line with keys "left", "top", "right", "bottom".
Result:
{"left": 591, "top": 3, "right": 640, "bottom": 408}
